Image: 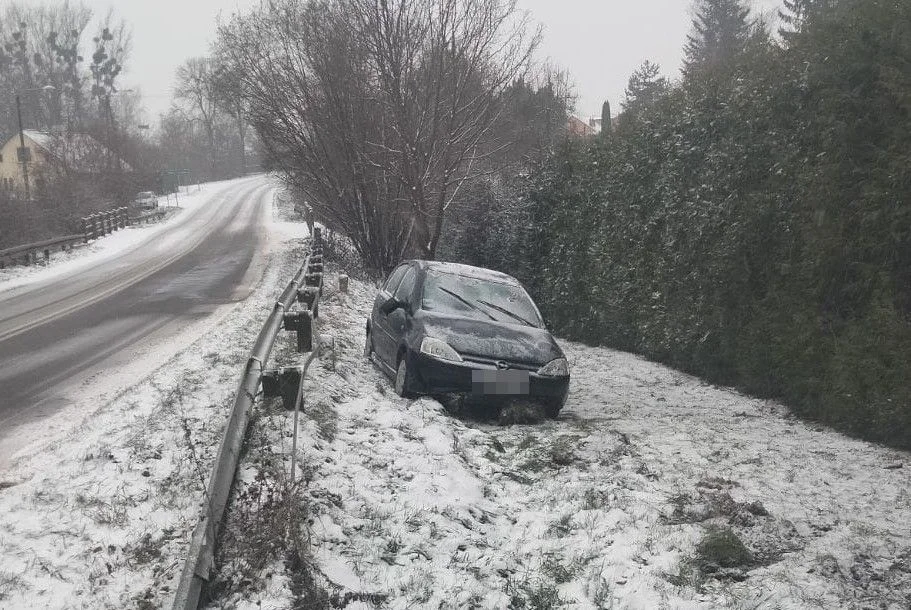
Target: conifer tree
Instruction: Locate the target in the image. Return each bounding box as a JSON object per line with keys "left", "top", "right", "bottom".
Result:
{"left": 683, "top": 0, "right": 751, "bottom": 76}
{"left": 778, "top": 0, "right": 832, "bottom": 40}
{"left": 622, "top": 60, "right": 669, "bottom": 114}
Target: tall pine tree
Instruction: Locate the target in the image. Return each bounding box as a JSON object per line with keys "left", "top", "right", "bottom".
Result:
{"left": 622, "top": 60, "right": 669, "bottom": 114}
{"left": 683, "top": 0, "right": 751, "bottom": 76}
{"left": 778, "top": 0, "right": 833, "bottom": 40}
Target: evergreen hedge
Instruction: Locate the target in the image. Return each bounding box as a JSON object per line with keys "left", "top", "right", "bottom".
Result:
{"left": 441, "top": 0, "right": 911, "bottom": 449}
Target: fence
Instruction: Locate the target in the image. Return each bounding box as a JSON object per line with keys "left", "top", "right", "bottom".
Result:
{"left": 0, "top": 207, "right": 129, "bottom": 270}
{"left": 171, "top": 229, "right": 325, "bottom": 610}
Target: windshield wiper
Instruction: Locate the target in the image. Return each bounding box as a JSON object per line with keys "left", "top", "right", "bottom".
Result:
{"left": 476, "top": 299, "right": 536, "bottom": 327}
{"left": 438, "top": 287, "right": 497, "bottom": 321}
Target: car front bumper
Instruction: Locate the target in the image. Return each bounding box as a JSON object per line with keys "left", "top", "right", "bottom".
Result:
{"left": 410, "top": 351, "right": 570, "bottom": 404}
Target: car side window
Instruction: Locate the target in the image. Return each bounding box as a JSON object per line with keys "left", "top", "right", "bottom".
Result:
{"left": 383, "top": 265, "right": 408, "bottom": 293}
{"left": 393, "top": 267, "right": 417, "bottom": 303}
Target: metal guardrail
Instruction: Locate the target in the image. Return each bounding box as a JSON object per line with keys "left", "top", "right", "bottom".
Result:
{"left": 133, "top": 208, "right": 169, "bottom": 225}
{"left": 0, "top": 207, "right": 130, "bottom": 270}
{"left": 171, "top": 229, "right": 324, "bottom": 610}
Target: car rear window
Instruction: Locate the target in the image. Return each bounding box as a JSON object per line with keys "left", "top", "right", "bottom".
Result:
{"left": 421, "top": 271, "right": 542, "bottom": 327}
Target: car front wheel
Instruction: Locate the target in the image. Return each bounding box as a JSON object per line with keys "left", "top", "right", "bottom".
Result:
{"left": 544, "top": 396, "right": 566, "bottom": 419}
{"left": 394, "top": 356, "right": 416, "bottom": 398}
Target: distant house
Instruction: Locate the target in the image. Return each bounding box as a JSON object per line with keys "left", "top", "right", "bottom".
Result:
{"left": 567, "top": 115, "right": 612, "bottom": 138}
{"left": 0, "top": 130, "right": 131, "bottom": 195}
{"left": 566, "top": 115, "right": 596, "bottom": 138}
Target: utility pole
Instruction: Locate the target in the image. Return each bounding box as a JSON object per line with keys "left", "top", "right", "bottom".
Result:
{"left": 16, "top": 95, "right": 31, "bottom": 201}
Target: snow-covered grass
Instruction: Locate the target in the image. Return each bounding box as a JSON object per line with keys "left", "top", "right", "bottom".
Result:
{"left": 211, "top": 272, "right": 911, "bottom": 610}
{"left": 0, "top": 228, "right": 311, "bottom": 609}
{"left": 2, "top": 208, "right": 908, "bottom": 608}
{"left": 0, "top": 179, "right": 248, "bottom": 293}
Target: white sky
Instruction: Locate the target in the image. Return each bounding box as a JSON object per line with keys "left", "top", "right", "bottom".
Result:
{"left": 66, "top": 0, "right": 783, "bottom": 122}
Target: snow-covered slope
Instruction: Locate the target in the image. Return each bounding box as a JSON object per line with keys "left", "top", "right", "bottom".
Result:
{"left": 220, "top": 274, "right": 911, "bottom": 610}
{"left": 1, "top": 256, "right": 908, "bottom": 609}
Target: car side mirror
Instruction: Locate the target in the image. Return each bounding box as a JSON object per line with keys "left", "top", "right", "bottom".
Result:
{"left": 380, "top": 296, "right": 405, "bottom": 315}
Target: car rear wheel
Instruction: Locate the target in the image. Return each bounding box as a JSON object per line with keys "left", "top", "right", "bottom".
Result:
{"left": 394, "top": 356, "right": 416, "bottom": 398}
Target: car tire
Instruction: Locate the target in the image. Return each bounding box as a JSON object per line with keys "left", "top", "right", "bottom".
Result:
{"left": 394, "top": 356, "right": 416, "bottom": 398}
{"left": 544, "top": 398, "right": 565, "bottom": 419}
{"left": 364, "top": 328, "right": 373, "bottom": 360}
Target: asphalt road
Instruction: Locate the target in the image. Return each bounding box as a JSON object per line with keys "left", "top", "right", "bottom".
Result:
{"left": 0, "top": 176, "right": 274, "bottom": 462}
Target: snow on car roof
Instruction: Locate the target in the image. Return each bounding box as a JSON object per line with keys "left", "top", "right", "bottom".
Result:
{"left": 417, "top": 260, "right": 520, "bottom": 285}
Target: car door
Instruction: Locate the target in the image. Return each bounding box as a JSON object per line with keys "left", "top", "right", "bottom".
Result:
{"left": 382, "top": 266, "right": 418, "bottom": 363}
{"left": 372, "top": 264, "right": 408, "bottom": 368}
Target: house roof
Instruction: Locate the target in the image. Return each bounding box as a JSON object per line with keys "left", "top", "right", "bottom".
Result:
{"left": 17, "top": 130, "right": 132, "bottom": 173}
{"left": 22, "top": 130, "right": 55, "bottom": 150}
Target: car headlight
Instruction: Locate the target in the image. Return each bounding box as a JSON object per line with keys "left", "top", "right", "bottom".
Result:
{"left": 538, "top": 357, "right": 569, "bottom": 377}
{"left": 420, "top": 337, "right": 463, "bottom": 362}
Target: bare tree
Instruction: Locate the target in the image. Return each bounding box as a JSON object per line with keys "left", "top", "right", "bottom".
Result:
{"left": 174, "top": 57, "right": 220, "bottom": 177}
{"left": 217, "top": 0, "right": 539, "bottom": 271}
{"left": 353, "top": 0, "right": 540, "bottom": 257}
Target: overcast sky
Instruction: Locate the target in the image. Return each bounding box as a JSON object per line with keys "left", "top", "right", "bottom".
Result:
{"left": 70, "top": 0, "right": 783, "bottom": 122}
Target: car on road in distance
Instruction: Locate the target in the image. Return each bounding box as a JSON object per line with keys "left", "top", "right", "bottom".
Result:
{"left": 365, "top": 261, "right": 570, "bottom": 417}
{"left": 133, "top": 191, "right": 158, "bottom": 209}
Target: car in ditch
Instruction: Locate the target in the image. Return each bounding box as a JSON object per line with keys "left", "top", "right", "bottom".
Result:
{"left": 364, "top": 260, "right": 570, "bottom": 417}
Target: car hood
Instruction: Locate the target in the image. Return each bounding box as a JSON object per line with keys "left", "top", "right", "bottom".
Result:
{"left": 416, "top": 311, "right": 563, "bottom": 366}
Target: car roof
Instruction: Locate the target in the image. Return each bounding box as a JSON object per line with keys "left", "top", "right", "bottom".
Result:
{"left": 409, "top": 260, "right": 521, "bottom": 286}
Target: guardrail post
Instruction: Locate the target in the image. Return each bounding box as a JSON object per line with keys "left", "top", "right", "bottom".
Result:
{"left": 93, "top": 214, "right": 102, "bottom": 239}
{"left": 44, "top": 249, "right": 50, "bottom": 263}
{"left": 283, "top": 311, "right": 313, "bottom": 353}
{"left": 261, "top": 367, "right": 304, "bottom": 411}
{"left": 82, "top": 217, "right": 90, "bottom": 242}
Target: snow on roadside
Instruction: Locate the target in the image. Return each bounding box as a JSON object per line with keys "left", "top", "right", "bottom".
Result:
{"left": 220, "top": 272, "right": 911, "bottom": 609}
{"left": 0, "top": 232, "right": 311, "bottom": 608}
{"left": 0, "top": 178, "right": 253, "bottom": 293}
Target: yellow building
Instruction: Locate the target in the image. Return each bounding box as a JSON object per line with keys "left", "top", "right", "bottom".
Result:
{"left": 0, "top": 130, "right": 52, "bottom": 192}
{"left": 0, "top": 130, "right": 130, "bottom": 196}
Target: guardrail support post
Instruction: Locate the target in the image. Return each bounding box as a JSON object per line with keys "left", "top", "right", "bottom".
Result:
{"left": 283, "top": 311, "right": 313, "bottom": 353}
{"left": 261, "top": 367, "right": 303, "bottom": 411}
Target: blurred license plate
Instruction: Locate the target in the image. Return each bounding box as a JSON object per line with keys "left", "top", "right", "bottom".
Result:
{"left": 471, "top": 370, "right": 529, "bottom": 395}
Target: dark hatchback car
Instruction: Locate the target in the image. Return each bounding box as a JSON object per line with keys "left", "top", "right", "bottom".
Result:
{"left": 365, "top": 261, "right": 570, "bottom": 417}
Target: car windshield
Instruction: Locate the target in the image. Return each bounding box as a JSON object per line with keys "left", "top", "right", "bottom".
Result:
{"left": 421, "top": 270, "right": 542, "bottom": 327}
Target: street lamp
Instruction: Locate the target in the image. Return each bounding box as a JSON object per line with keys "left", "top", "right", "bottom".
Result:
{"left": 16, "top": 85, "right": 57, "bottom": 200}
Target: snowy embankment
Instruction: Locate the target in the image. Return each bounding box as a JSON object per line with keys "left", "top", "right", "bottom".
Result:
{"left": 219, "top": 273, "right": 911, "bottom": 609}
{"left": 0, "top": 214, "right": 309, "bottom": 608}
{"left": 1, "top": 230, "right": 908, "bottom": 609}
{"left": 0, "top": 179, "right": 239, "bottom": 292}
